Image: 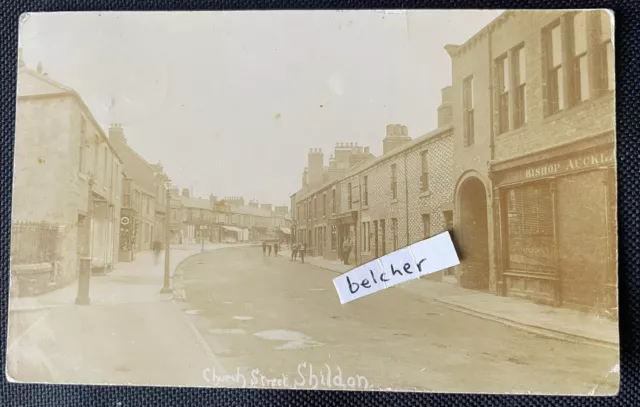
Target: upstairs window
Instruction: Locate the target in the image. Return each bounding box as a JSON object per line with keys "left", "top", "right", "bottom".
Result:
{"left": 390, "top": 164, "right": 397, "bottom": 199}
{"left": 543, "top": 21, "right": 565, "bottom": 115}
{"left": 570, "top": 11, "right": 590, "bottom": 104}
{"left": 513, "top": 45, "right": 527, "bottom": 128}
{"left": 496, "top": 54, "right": 510, "bottom": 134}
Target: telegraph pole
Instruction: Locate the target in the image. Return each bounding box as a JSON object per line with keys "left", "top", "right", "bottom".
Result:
{"left": 161, "top": 184, "right": 172, "bottom": 294}
{"left": 75, "top": 176, "right": 94, "bottom": 305}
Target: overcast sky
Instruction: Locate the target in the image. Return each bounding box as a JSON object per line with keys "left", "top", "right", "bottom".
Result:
{"left": 19, "top": 10, "right": 501, "bottom": 206}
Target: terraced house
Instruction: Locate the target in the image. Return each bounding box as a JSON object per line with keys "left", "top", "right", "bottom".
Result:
{"left": 446, "top": 10, "right": 615, "bottom": 314}
{"left": 292, "top": 87, "right": 455, "bottom": 277}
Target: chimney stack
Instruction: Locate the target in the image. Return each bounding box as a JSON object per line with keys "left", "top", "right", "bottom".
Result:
{"left": 182, "top": 188, "right": 190, "bottom": 198}
{"left": 307, "top": 148, "right": 324, "bottom": 188}
{"left": 109, "top": 123, "right": 127, "bottom": 145}
{"left": 383, "top": 124, "right": 412, "bottom": 155}
{"left": 437, "top": 86, "right": 453, "bottom": 127}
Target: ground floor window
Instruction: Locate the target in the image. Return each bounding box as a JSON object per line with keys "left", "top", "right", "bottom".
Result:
{"left": 505, "top": 182, "right": 555, "bottom": 273}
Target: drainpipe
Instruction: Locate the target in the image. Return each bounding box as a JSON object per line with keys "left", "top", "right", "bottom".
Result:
{"left": 357, "top": 175, "right": 362, "bottom": 265}
{"left": 404, "top": 152, "right": 410, "bottom": 246}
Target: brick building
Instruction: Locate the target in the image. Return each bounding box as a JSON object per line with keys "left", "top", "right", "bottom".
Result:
{"left": 292, "top": 87, "right": 455, "bottom": 274}
{"left": 447, "top": 10, "right": 615, "bottom": 313}
{"left": 13, "top": 57, "right": 124, "bottom": 281}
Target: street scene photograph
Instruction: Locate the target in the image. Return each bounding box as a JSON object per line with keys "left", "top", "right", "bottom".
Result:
{"left": 7, "top": 10, "right": 618, "bottom": 394}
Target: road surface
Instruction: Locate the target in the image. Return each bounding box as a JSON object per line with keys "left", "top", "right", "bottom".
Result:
{"left": 177, "top": 246, "right": 619, "bottom": 394}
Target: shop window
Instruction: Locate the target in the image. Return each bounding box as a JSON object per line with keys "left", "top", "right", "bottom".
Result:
{"left": 505, "top": 183, "right": 555, "bottom": 273}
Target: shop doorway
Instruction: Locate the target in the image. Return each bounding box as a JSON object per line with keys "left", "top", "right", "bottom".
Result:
{"left": 458, "top": 177, "right": 490, "bottom": 290}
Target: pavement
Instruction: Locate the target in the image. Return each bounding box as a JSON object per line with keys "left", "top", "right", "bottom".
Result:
{"left": 175, "top": 246, "right": 619, "bottom": 394}
{"left": 6, "top": 242, "right": 254, "bottom": 385}
{"left": 276, "top": 249, "right": 619, "bottom": 350}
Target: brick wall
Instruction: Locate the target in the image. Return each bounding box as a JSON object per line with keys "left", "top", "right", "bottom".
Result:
{"left": 489, "top": 11, "right": 614, "bottom": 160}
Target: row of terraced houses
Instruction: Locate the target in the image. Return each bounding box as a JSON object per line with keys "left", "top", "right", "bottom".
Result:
{"left": 290, "top": 10, "right": 616, "bottom": 314}
{"left": 11, "top": 52, "right": 290, "bottom": 296}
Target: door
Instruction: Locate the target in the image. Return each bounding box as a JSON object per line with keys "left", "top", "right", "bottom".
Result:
{"left": 373, "top": 221, "right": 379, "bottom": 258}
{"left": 556, "top": 170, "right": 608, "bottom": 308}
{"left": 380, "top": 219, "right": 386, "bottom": 255}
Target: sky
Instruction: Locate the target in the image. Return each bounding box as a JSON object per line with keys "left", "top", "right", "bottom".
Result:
{"left": 18, "top": 10, "right": 501, "bottom": 207}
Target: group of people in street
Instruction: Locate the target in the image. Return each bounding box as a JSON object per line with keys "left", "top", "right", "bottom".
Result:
{"left": 262, "top": 240, "right": 280, "bottom": 257}
{"left": 260, "top": 236, "right": 354, "bottom": 266}
{"left": 291, "top": 243, "right": 306, "bottom": 263}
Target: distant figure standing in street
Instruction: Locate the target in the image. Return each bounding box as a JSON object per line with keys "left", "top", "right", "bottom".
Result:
{"left": 268, "top": 243, "right": 272, "bottom": 256}
{"left": 152, "top": 239, "right": 163, "bottom": 266}
{"left": 291, "top": 243, "right": 298, "bottom": 261}
{"left": 262, "top": 241, "right": 267, "bottom": 256}
{"left": 299, "top": 243, "right": 306, "bottom": 264}
{"left": 274, "top": 242, "right": 279, "bottom": 256}
{"left": 342, "top": 238, "right": 352, "bottom": 265}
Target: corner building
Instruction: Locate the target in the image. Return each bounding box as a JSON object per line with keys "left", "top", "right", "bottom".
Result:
{"left": 447, "top": 10, "right": 615, "bottom": 313}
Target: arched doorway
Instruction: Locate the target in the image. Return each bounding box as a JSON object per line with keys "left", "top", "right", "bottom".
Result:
{"left": 458, "top": 177, "right": 490, "bottom": 290}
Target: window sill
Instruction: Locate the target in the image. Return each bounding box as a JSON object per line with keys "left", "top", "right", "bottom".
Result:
{"left": 390, "top": 198, "right": 399, "bottom": 204}
{"left": 362, "top": 205, "right": 369, "bottom": 210}
{"left": 495, "top": 124, "right": 526, "bottom": 139}
{"left": 543, "top": 92, "right": 614, "bottom": 124}
{"left": 419, "top": 190, "right": 432, "bottom": 198}
{"left": 78, "top": 173, "right": 88, "bottom": 181}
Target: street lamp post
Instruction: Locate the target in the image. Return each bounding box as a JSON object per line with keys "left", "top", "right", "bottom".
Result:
{"left": 201, "top": 225, "right": 207, "bottom": 252}
{"left": 161, "top": 183, "right": 172, "bottom": 294}
{"left": 76, "top": 175, "right": 94, "bottom": 305}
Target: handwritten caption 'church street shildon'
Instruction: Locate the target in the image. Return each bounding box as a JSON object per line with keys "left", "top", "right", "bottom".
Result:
{"left": 333, "top": 231, "right": 460, "bottom": 304}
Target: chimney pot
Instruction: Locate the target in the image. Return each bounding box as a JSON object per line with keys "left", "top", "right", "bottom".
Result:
{"left": 36, "top": 62, "right": 43, "bottom": 74}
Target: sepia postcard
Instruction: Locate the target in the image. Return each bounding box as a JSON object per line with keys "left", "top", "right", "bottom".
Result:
{"left": 7, "top": 10, "right": 618, "bottom": 395}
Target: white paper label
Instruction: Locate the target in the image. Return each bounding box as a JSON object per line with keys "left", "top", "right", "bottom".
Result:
{"left": 333, "top": 231, "right": 460, "bottom": 304}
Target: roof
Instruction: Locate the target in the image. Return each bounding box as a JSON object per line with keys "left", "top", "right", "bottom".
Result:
{"left": 230, "top": 205, "right": 273, "bottom": 218}
{"left": 445, "top": 11, "right": 514, "bottom": 58}
{"left": 17, "top": 67, "right": 73, "bottom": 97}
{"left": 17, "top": 66, "right": 123, "bottom": 164}
{"left": 110, "top": 140, "right": 159, "bottom": 196}
{"left": 296, "top": 124, "right": 454, "bottom": 202}
{"left": 180, "top": 196, "right": 212, "bottom": 210}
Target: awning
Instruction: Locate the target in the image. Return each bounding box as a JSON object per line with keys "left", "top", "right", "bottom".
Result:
{"left": 222, "top": 226, "right": 243, "bottom": 233}
{"left": 279, "top": 227, "right": 291, "bottom": 235}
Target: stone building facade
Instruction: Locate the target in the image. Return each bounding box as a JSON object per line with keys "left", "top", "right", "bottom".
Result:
{"left": 13, "top": 60, "right": 124, "bottom": 281}
{"left": 447, "top": 10, "right": 615, "bottom": 313}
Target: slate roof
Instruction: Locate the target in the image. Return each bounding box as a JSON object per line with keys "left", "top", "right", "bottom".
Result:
{"left": 180, "top": 196, "right": 212, "bottom": 210}
{"left": 16, "top": 66, "right": 123, "bottom": 164}
{"left": 110, "top": 140, "right": 159, "bottom": 196}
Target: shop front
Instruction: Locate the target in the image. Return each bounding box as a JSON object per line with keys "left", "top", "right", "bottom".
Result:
{"left": 491, "top": 133, "right": 616, "bottom": 315}
{"left": 329, "top": 211, "right": 358, "bottom": 263}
